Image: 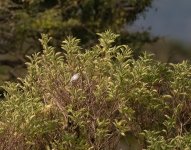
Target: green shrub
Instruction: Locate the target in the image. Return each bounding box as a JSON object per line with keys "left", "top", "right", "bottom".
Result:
{"left": 1, "top": 30, "right": 191, "bottom": 150}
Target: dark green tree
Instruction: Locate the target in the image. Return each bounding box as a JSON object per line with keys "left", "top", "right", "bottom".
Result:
{"left": 0, "top": 0, "right": 152, "bottom": 82}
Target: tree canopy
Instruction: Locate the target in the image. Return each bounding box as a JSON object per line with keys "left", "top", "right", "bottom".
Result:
{"left": 0, "top": 0, "right": 152, "bottom": 82}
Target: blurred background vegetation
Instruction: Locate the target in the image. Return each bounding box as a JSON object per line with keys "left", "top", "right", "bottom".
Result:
{"left": 0, "top": 0, "right": 153, "bottom": 83}
{"left": 0, "top": 0, "right": 191, "bottom": 83}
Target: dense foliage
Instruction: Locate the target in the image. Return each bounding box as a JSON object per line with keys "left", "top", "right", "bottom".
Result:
{"left": 1, "top": 31, "right": 191, "bottom": 149}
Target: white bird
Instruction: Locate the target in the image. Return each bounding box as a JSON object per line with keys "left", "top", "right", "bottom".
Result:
{"left": 70, "top": 73, "right": 80, "bottom": 82}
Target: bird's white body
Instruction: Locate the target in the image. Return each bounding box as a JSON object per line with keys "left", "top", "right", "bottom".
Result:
{"left": 70, "top": 73, "right": 80, "bottom": 82}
